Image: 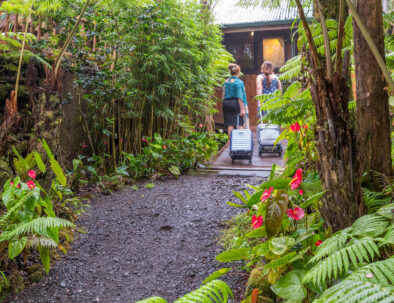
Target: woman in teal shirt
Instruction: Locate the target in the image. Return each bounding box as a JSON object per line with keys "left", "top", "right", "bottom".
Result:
{"left": 222, "top": 64, "right": 247, "bottom": 137}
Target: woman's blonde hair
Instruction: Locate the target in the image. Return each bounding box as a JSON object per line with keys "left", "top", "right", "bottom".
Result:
{"left": 228, "top": 63, "right": 241, "bottom": 76}
{"left": 261, "top": 61, "right": 274, "bottom": 88}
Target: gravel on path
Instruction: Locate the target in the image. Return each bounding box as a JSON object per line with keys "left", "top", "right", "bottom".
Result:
{"left": 12, "top": 172, "right": 262, "bottom": 303}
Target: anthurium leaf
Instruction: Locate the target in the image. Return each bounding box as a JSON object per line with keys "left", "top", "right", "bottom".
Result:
{"left": 226, "top": 202, "right": 247, "bottom": 208}
{"left": 264, "top": 251, "right": 298, "bottom": 270}
{"left": 8, "top": 237, "right": 27, "bottom": 259}
{"left": 34, "top": 152, "right": 46, "bottom": 173}
{"left": 50, "top": 159, "right": 66, "bottom": 186}
{"left": 246, "top": 226, "right": 266, "bottom": 238}
{"left": 252, "top": 242, "right": 270, "bottom": 257}
{"left": 232, "top": 191, "right": 248, "bottom": 205}
{"left": 260, "top": 178, "right": 291, "bottom": 190}
{"left": 38, "top": 246, "right": 50, "bottom": 273}
{"left": 271, "top": 270, "right": 307, "bottom": 301}
{"left": 202, "top": 268, "right": 232, "bottom": 284}
{"left": 247, "top": 190, "right": 264, "bottom": 207}
{"left": 265, "top": 190, "right": 288, "bottom": 238}
{"left": 300, "top": 191, "right": 326, "bottom": 209}
{"left": 269, "top": 237, "right": 295, "bottom": 255}
{"left": 216, "top": 248, "right": 250, "bottom": 262}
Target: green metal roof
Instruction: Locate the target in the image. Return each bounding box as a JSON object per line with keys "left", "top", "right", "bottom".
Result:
{"left": 213, "top": 0, "right": 313, "bottom": 28}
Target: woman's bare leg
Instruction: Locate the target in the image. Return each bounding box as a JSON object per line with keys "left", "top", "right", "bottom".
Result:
{"left": 227, "top": 126, "right": 234, "bottom": 137}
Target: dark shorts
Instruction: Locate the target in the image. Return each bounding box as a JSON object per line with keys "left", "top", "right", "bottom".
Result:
{"left": 223, "top": 98, "right": 243, "bottom": 127}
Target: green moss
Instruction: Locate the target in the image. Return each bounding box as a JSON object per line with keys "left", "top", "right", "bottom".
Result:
{"left": 28, "top": 264, "right": 45, "bottom": 283}
{"left": 244, "top": 267, "right": 276, "bottom": 302}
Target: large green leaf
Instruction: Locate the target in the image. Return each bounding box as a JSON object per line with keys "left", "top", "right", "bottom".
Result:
{"left": 34, "top": 152, "right": 46, "bottom": 173}
{"left": 8, "top": 237, "right": 27, "bottom": 259}
{"left": 216, "top": 248, "right": 250, "bottom": 262}
{"left": 50, "top": 159, "right": 66, "bottom": 186}
{"left": 246, "top": 226, "right": 266, "bottom": 238}
{"left": 247, "top": 190, "right": 264, "bottom": 207}
{"left": 300, "top": 191, "right": 326, "bottom": 209}
{"left": 269, "top": 237, "right": 295, "bottom": 256}
{"left": 38, "top": 246, "right": 50, "bottom": 273}
{"left": 265, "top": 190, "right": 288, "bottom": 238}
{"left": 168, "top": 166, "right": 180, "bottom": 176}
{"left": 271, "top": 270, "right": 307, "bottom": 301}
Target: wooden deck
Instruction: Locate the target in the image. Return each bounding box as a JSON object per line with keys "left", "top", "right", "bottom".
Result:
{"left": 210, "top": 127, "right": 287, "bottom": 171}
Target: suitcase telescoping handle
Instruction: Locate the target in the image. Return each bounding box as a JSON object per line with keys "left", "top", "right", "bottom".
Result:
{"left": 237, "top": 114, "right": 249, "bottom": 130}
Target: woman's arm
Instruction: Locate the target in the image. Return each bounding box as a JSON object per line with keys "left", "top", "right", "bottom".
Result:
{"left": 256, "top": 75, "right": 263, "bottom": 95}
{"left": 238, "top": 98, "right": 245, "bottom": 117}
{"left": 222, "top": 83, "right": 226, "bottom": 100}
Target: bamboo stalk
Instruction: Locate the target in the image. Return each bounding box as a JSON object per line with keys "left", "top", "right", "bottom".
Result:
{"left": 345, "top": 0, "right": 394, "bottom": 91}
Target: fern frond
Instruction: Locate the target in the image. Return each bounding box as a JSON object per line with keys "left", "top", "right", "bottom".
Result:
{"left": 175, "top": 280, "right": 233, "bottom": 302}
{"left": 309, "top": 228, "right": 352, "bottom": 263}
{"left": 383, "top": 224, "right": 394, "bottom": 245}
{"left": 346, "top": 257, "right": 394, "bottom": 286}
{"left": 0, "top": 218, "right": 75, "bottom": 241}
{"left": 351, "top": 214, "right": 389, "bottom": 237}
{"left": 135, "top": 297, "right": 167, "bottom": 303}
{"left": 26, "top": 236, "right": 58, "bottom": 250}
{"left": 304, "top": 238, "right": 379, "bottom": 285}
{"left": 0, "top": 189, "right": 39, "bottom": 228}
{"left": 364, "top": 188, "right": 392, "bottom": 213}
{"left": 314, "top": 280, "right": 394, "bottom": 303}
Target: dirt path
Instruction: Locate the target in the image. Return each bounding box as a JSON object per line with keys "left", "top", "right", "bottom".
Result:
{"left": 12, "top": 172, "right": 262, "bottom": 303}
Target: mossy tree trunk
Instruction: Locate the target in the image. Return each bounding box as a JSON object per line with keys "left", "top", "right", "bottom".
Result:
{"left": 353, "top": 0, "right": 392, "bottom": 185}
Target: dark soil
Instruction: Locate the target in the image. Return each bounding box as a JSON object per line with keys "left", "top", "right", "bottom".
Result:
{"left": 11, "top": 172, "right": 262, "bottom": 303}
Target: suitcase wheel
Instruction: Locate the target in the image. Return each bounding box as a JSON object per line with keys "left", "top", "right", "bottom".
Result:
{"left": 249, "top": 159, "right": 252, "bottom": 165}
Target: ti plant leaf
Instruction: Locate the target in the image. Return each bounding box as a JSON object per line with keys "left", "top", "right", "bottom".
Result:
{"left": 265, "top": 190, "right": 289, "bottom": 238}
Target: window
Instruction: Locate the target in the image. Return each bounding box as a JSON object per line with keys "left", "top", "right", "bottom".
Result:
{"left": 225, "top": 32, "right": 255, "bottom": 71}
{"left": 262, "top": 38, "right": 285, "bottom": 69}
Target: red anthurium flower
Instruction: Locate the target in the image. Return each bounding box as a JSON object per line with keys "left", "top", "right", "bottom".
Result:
{"left": 287, "top": 207, "right": 305, "bottom": 220}
{"left": 315, "top": 240, "right": 323, "bottom": 246}
{"left": 28, "top": 170, "right": 36, "bottom": 179}
{"left": 290, "top": 122, "right": 300, "bottom": 132}
{"left": 141, "top": 138, "right": 148, "bottom": 142}
{"left": 199, "top": 124, "right": 203, "bottom": 128}
{"left": 290, "top": 169, "right": 303, "bottom": 190}
{"left": 299, "top": 189, "right": 304, "bottom": 195}
{"left": 303, "top": 125, "right": 308, "bottom": 130}
{"left": 81, "top": 144, "right": 88, "bottom": 148}
{"left": 26, "top": 180, "right": 36, "bottom": 190}
{"left": 252, "top": 215, "right": 263, "bottom": 229}
{"left": 260, "top": 187, "right": 274, "bottom": 202}
{"left": 163, "top": 145, "right": 167, "bottom": 149}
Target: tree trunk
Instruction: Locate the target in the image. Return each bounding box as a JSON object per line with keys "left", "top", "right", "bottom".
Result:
{"left": 310, "top": 69, "right": 364, "bottom": 231}
{"left": 353, "top": 0, "right": 392, "bottom": 184}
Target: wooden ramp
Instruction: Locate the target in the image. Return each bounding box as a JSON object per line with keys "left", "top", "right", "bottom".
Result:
{"left": 210, "top": 129, "right": 286, "bottom": 176}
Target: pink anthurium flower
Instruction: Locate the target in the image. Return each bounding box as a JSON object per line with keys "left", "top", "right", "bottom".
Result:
{"left": 299, "top": 189, "right": 304, "bottom": 195}
{"left": 290, "top": 169, "right": 302, "bottom": 190}
{"left": 315, "top": 240, "right": 323, "bottom": 246}
{"left": 287, "top": 207, "right": 305, "bottom": 220}
{"left": 252, "top": 215, "right": 263, "bottom": 229}
{"left": 199, "top": 124, "right": 203, "bottom": 128}
{"left": 260, "top": 187, "right": 274, "bottom": 202}
{"left": 10, "top": 182, "right": 20, "bottom": 188}
{"left": 26, "top": 180, "right": 36, "bottom": 190}
{"left": 163, "top": 145, "right": 167, "bottom": 149}
{"left": 141, "top": 138, "right": 148, "bottom": 142}
{"left": 303, "top": 125, "right": 308, "bottom": 130}
{"left": 28, "top": 170, "right": 36, "bottom": 179}
{"left": 290, "top": 122, "right": 300, "bottom": 132}
{"left": 81, "top": 144, "right": 88, "bottom": 148}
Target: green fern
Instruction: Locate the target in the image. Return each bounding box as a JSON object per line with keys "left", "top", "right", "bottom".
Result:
{"left": 364, "top": 188, "right": 392, "bottom": 213}
{"left": 314, "top": 279, "right": 394, "bottom": 303}
{"left": 0, "top": 217, "right": 75, "bottom": 241}
{"left": 135, "top": 280, "right": 233, "bottom": 303}
{"left": 304, "top": 237, "right": 380, "bottom": 285}
{"left": 26, "top": 236, "right": 58, "bottom": 250}
{"left": 346, "top": 257, "right": 394, "bottom": 286}
{"left": 351, "top": 214, "right": 389, "bottom": 237}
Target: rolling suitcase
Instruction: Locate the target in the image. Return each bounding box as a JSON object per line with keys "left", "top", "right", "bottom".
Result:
{"left": 257, "top": 113, "right": 282, "bottom": 157}
{"left": 229, "top": 115, "right": 253, "bottom": 164}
